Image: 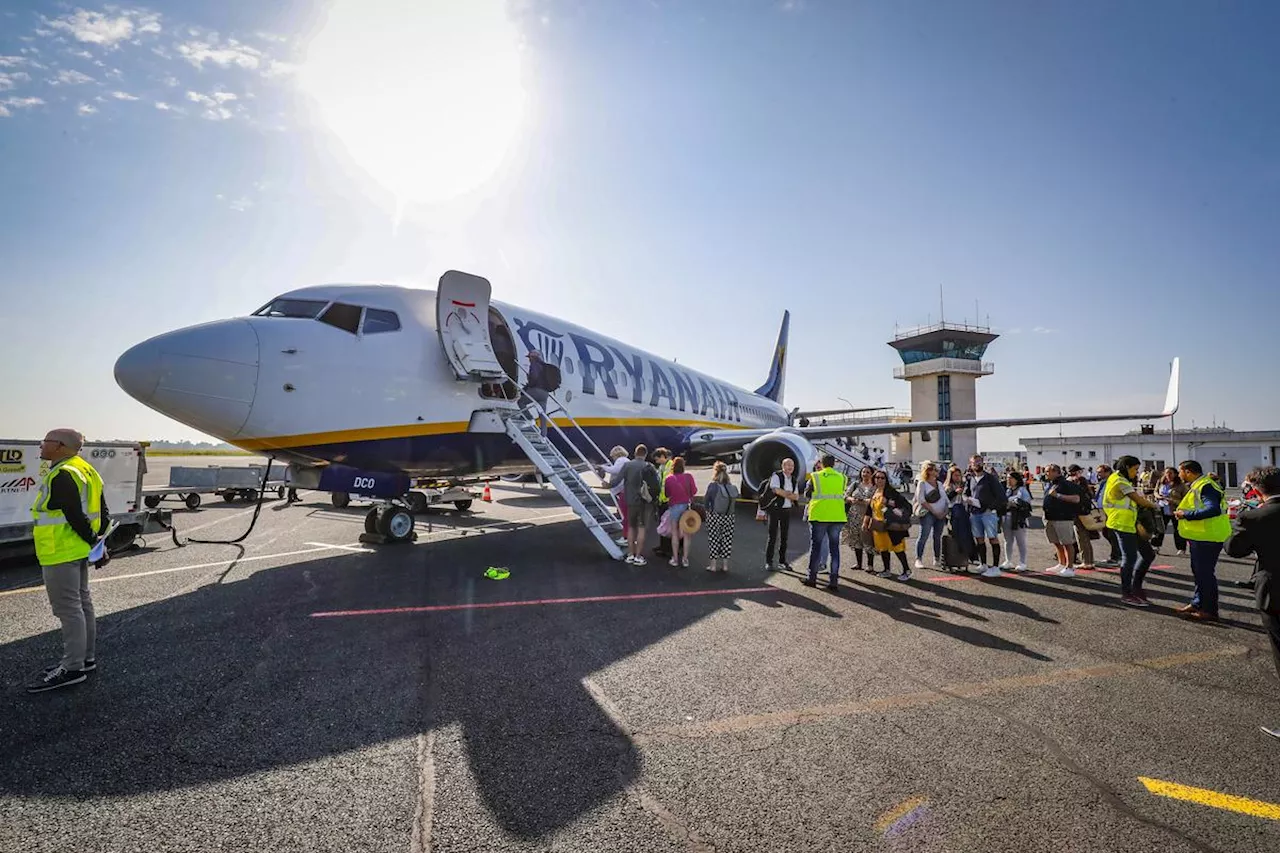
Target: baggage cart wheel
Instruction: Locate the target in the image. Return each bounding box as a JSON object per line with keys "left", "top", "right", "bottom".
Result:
{"left": 406, "top": 492, "right": 429, "bottom": 513}
{"left": 184, "top": 493, "right": 202, "bottom": 510}
{"left": 144, "top": 494, "right": 162, "bottom": 508}
{"left": 454, "top": 500, "right": 473, "bottom": 512}
{"left": 377, "top": 507, "right": 415, "bottom": 542}
{"left": 222, "top": 492, "right": 236, "bottom": 502}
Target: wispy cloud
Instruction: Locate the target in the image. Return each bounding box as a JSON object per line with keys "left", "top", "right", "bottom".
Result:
{"left": 110, "top": 90, "right": 139, "bottom": 101}
{"left": 68, "top": 48, "right": 94, "bottom": 60}
{"left": 0, "top": 95, "right": 44, "bottom": 116}
{"left": 186, "top": 88, "right": 239, "bottom": 120}
{"left": 51, "top": 68, "right": 95, "bottom": 85}
{"left": 45, "top": 8, "right": 162, "bottom": 49}
{"left": 0, "top": 71, "right": 31, "bottom": 91}
{"left": 0, "top": 55, "right": 30, "bottom": 68}
{"left": 153, "top": 100, "right": 176, "bottom": 111}
{"left": 177, "top": 36, "right": 263, "bottom": 71}
{"left": 76, "top": 102, "right": 98, "bottom": 115}
{"left": 1032, "top": 326, "right": 1057, "bottom": 335}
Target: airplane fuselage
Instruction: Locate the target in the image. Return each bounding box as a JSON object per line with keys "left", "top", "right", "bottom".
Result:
{"left": 115, "top": 284, "right": 789, "bottom": 479}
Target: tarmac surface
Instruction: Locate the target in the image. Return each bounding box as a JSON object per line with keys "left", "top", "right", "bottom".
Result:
{"left": 1, "top": 469, "right": 1277, "bottom": 853}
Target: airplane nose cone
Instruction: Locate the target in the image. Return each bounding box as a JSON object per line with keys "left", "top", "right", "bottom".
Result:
{"left": 114, "top": 319, "right": 260, "bottom": 438}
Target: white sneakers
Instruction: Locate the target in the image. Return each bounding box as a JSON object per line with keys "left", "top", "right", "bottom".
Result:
{"left": 1015, "top": 563, "right": 1028, "bottom": 573}
{"left": 998, "top": 560, "right": 1013, "bottom": 570}
{"left": 979, "top": 565, "right": 1003, "bottom": 578}
{"left": 914, "top": 559, "right": 925, "bottom": 570}
{"left": 1045, "top": 564, "right": 1076, "bottom": 577}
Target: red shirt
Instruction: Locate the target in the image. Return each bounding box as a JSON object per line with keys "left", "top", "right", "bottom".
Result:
{"left": 664, "top": 472, "right": 696, "bottom": 505}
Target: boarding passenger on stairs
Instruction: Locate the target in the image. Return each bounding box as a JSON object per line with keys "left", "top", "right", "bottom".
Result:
{"left": 1224, "top": 466, "right": 1280, "bottom": 739}
{"left": 1174, "top": 460, "right": 1231, "bottom": 622}
{"left": 27, "top": 428, "right": 111, "bottom": 694}
{"left": 522, "top": 350, "right": 552, "bottom": 436}
{"left": 596, "top": 445, "right": 631, "bottom": 541}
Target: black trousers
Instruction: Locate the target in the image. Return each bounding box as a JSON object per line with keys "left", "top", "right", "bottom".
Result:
{"left": 1102, "top": 527, "right": 1121, "bottom": 561}
{"left": 766, "top": 507, "right": 791, "bottom": 565}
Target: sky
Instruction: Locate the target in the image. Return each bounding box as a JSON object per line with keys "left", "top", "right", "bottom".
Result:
{"left": 2, "top": 0, "right": 1277, "bottom": 451}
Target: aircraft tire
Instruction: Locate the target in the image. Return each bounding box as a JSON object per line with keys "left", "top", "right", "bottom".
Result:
{"left": 364, "top": 507, "right": 379, "bottom": 535}
{"left": 333, "top": 492, "right": 351, "bottom": 509}
{"left": 454, "top": 500, "right": 473, "bottom": 512}
{"left": 377, "top": 507, "right": 415, "bottom": 542}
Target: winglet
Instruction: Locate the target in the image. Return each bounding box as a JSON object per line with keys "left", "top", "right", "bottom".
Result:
{"left": 754, "top": 310, "right": 790, "bottom": 403}
{"left": 1163, "top": 357, "right": 1180, "bottom": 416}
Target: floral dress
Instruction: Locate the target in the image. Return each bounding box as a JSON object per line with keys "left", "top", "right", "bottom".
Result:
{"left": 843, "top": 483, "right": 876, "bottom": 548}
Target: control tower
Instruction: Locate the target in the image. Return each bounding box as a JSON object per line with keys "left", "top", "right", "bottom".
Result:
{"left": 889, "top": 322, "right": 997, "bottom": 466}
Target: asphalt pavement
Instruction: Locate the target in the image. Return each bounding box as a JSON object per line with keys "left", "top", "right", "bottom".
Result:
{"left": 0, "top": 474, "right": 1277, "bottom": 853}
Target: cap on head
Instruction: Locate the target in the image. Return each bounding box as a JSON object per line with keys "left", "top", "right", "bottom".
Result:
{"left": 45, "top": 428, "right": 84, "bottom": 452}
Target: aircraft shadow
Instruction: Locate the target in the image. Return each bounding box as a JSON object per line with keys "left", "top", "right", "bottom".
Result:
{"left": 0, "top": 510, "right": 836, "bottom": 839}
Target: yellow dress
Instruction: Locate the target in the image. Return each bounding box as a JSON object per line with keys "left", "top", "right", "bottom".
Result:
{"left": 870, "top": 493, "right": 906, "bottom": 553}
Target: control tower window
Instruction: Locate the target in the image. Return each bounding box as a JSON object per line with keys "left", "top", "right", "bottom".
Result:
{"left": 318, "top": 302, "right": 363, "bottom": 334}
{"left": 253, "top": 298, "right": 328, "bottom": 319}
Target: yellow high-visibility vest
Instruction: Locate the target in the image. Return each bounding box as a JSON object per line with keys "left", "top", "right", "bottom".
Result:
{"left": 31, "top": 455, "right": 103, "bottom": 566}
{"left": 657, "top": 460, "right": 673, "bottom": 502}
{"left": 807, "top": 468, "right": 848, "bottom": 523}
{"left": 1102, "top": 472, "right": 1137, "bottom": 534}
{"left": 1176, "top": 475, "right": 1231, "bottom": 543}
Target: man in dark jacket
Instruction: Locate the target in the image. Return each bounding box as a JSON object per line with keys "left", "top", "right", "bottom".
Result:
{"left": 963, "top": 454, "right": 1006, "bottom": 576}
{"left": 1225, "top": 465, "right": 1280, "bottom": 739}
{"left": 1042, "top": 464, "right": 1084, "bottom": 577}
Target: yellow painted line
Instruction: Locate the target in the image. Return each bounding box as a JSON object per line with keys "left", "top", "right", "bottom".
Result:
{"left": 635, "top": 646, "right": 1248, "bottom": 744}
{"left": 1139, "top": 777, "right": 1280, "bottom": 821}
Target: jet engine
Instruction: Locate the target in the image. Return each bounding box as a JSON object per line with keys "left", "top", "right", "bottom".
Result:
{"left": 739, "top": 429, "right": 819, "bottom": 492}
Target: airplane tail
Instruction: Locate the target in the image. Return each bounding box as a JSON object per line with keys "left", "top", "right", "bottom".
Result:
{"left": 754, "top": 310, "right": 789, "bottom": 403}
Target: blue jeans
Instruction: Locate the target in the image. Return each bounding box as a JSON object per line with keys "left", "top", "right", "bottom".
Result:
{"left": 1188, "top": 540, "right": 1223, "bottom": 615}
{"left": 916, "top": 512, "right": 943, "bottom": 560}
{"left": 1116, "top": 530, "right": 1154, "bottom": 595}
{"left": 808, "top": 521, "right": 842, "bottom": 583}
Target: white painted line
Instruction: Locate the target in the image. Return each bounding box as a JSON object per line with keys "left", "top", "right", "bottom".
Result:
{"left": 305, "top": 542, "right": 374, "bottom": 553}
{"left": 412, "top": 510, "right": 580, "bottom": 544}
{"left": 0, "top": 545, "right": 346, "bottom": 598}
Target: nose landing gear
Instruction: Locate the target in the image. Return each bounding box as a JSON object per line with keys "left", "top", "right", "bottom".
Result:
{"left": 361, "top": 502, "right": 418, "bottom": 544}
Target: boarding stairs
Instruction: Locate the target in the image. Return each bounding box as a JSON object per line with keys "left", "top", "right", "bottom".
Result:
{"left": 815, "top": 440, "right": 876, "bottom": 479}
{"left": 502, "top": 393, "right": 625, "bottom": 561}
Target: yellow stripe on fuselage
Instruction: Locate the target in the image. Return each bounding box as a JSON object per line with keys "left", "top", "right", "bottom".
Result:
{"left": 233, "top": 417, "right": 755, "bottom": 452}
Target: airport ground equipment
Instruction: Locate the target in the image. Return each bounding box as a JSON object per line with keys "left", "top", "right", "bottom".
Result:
{"left": 0, "top": 439, "right": 172, "bottom": 553}
{"left": 141, "top": 464, "right": 287, "bottom": 510}
{"left": 329, "top": 481, "right": 479, "bottom": 513}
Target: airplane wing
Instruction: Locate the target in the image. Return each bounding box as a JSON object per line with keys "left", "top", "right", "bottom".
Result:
{"left": 690, "top": 358, "right": 1180, "bottom": 455}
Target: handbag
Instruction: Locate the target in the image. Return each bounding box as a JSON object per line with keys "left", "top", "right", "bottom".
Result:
{"left": 1079, "top": 508, "right": 1107, "bottom": 531}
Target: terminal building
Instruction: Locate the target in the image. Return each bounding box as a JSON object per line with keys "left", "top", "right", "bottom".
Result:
{"left": 1019, "top": 428, "right": 1280, "bottom": 488}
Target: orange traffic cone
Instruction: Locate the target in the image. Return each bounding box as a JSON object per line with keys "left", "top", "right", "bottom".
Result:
{"left": 482, "top": 483, "right": 492, "bottom": 502}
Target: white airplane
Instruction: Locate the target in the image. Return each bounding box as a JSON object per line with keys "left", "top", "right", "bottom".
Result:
{"left": 114, "top": 271, "right": 1180, "bottom": 542}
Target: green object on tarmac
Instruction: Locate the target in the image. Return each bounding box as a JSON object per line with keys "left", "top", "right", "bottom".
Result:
{"left": 484, "top": 567, "right": 510, "bottom": 580}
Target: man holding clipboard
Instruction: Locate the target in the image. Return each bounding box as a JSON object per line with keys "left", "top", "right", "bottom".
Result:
{"left": 27, "top": 428, "right": 112, "bottom": 694}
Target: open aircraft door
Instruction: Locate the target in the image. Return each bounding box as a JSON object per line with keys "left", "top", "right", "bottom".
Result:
{"left": 436, "top": 271, "right": 508, "bottom": 382}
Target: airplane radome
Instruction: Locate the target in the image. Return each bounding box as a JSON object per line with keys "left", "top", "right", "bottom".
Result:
{"left": 114, "top": 271, "right": 1179, "bottom": 507}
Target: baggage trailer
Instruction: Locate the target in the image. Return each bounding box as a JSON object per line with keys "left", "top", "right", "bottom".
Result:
{"left": 0, "top": 440, "right": 172, "bottom": 554}
{"left": 141, "top": 463, "right": 288, "bottom": 511}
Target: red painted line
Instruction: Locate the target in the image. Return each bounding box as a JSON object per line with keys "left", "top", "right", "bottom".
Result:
{"left": 310, "top": 586, "right": 778, "bottom": 618}
{"left": 450, "top": 299, "right": 476, "bottom": 307}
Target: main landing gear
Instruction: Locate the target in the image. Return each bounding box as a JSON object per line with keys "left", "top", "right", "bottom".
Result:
{"left": 361, "top": 502, "right": 417, "bottom": 545}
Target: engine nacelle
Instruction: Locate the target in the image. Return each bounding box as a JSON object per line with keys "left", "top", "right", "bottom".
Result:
{"left": 740, "top": 429, "right": 819, "bottom": 491}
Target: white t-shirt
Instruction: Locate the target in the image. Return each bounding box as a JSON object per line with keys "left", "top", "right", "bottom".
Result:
{"left": 772, "top": 472, "right": 797, "bottom": 509}
{"left": 914, "top": 478, "right": 950, "bottom": 516}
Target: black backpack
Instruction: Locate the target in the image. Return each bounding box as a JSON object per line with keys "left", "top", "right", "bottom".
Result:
{"left": 758, "top": 471, "right": 782, "bottom": 509}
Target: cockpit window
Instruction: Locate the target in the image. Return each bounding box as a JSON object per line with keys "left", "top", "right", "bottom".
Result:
{"left": 362, "top": 309, "right": 401, "bottom": 334}
{"left": 252, "top": 298, "right": 328, "bottom": 319}
{"left": 318, "top": 302, "right": 363, "bottom": 334}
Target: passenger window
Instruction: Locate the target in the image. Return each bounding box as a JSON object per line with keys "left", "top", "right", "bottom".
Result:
{"left": 362, "top": 308, "right": 401, "bottom": 334}
{"left": 318, "top": 302, "right": 362, "bottom": 334}
{"left": 564, "top": 359, "right": 575, "bottom": 375}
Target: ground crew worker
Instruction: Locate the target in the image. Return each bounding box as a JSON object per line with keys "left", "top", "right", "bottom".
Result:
{"left": 653, "top": 448, "right": 674, "bottom": 559}
{"left": 28, "top": 428, "right": 111, "bottom": 693}
{"left": 805, "top": 454, "right": 847, "bottom": 590}
{"left": 1102, "top": 455, "right": 1160, "bottom": 607}
{"left": 1174, "top": 459, "right": 1231, "bottom": 621}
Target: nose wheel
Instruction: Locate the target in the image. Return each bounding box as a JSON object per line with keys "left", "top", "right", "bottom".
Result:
{"left": 362, "top": 504, "right": 416, "bottom": 544}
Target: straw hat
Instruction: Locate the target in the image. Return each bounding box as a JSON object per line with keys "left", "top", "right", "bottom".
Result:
{"left": 679, "top": 508, "right": 702, "bottom": 535}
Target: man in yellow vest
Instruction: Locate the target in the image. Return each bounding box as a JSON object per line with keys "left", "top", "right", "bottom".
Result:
{"left": 1173, "top": 459, "right": 1231, "bottom": 621}
{"left": 804, "top": 454, "right": 847, "bottom": 591}
{"left": 28, "top": 428, "right": 111, "bottom": 693}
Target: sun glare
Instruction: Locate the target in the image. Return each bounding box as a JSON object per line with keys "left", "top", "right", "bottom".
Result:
{"left": 298, "top": 0, "right": 526, "bottom": 206}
